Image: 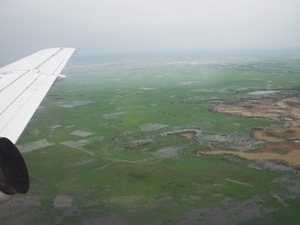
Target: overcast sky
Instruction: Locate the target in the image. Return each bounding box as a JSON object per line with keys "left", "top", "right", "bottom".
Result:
{"left": 0, "top": 0, "right": 299, "bottom": 65}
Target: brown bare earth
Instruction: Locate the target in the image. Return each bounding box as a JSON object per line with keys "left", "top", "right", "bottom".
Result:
{"left": 172, "top": 131, "right": 197, "bottom": 139}
{"left": 197, "top": 95, "right": 300, "bottom": 167}
{"left": 195, "top": 149, "right": 300, "bottom": 168}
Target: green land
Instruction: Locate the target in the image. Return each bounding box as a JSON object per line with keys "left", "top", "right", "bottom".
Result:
{"left": 1, "top": 51, "right": 300, "bottom": 224}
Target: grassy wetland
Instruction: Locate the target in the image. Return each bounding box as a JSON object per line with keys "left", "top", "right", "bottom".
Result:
{"left": 1, "top": 51, "right": 300, "bottom": 225}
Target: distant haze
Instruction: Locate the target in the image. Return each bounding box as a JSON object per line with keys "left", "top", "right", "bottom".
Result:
{"left": 1, "top": 0, "right": 299, "bottom": 65}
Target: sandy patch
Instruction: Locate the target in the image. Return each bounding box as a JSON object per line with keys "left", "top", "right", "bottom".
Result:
{"left": 56, "top": 100, "right": 93, "bottom": 108}
{"left": 195, "top": 149, "right": 300, "bottom": 167}
{"left": 51, "top": 124, "right": 61, "bottom": 129}
{"left": 52, "top": 195, "right": 73, "bottom": 207}
{"left": 193, "top": 88, "right": 214, "bottom": 93}
{"left": 17, "top": 139, "right": 54, "bottom": 153}
{"left": 28, "top": 129, "right": 40, "bottom": 135}
{"left": 121, "top": 131, "right": 133, "bottom": 136}
{"left": 130, "top": 139, "right": 152, "bottom": 144}
{"left": 248, "top": 90, "right": 278, "bottom": 95}
{"left": 212, "top": 96, "right": 300, "bottom": 143}
{"left": 139, "top": 87, "right": 155, "bottom": 90}
{"left": 180, "top": 81, "right": 202, "bottom": 85}
{"left": 0, "top": 196, "right": 40, "bottom": 210}
{"left": 102, "top": 112, "right": 127, "bottom": 119}
{"left": 0, "top": 196, "right": 41, "bottom": 219}
{"left": 138, "top": 123, "right": 168, "bottom": 131}
{"left": 71, "top": 130, "right": 93, "bottom": 137}
{"left": 152, "top": 147, "right": 180, "bottom": 159}
{"left": 61, "top": 140, "right": 95, "bottom": 155}
{"left": 207, "top": 95, "right": 300, "bottom": 166}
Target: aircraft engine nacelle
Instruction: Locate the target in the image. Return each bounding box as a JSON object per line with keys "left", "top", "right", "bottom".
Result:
{"left": 0, "top": 137, "right": 29, "bottom": 204}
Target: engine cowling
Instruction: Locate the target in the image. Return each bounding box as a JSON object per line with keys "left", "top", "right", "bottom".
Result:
{"left": 0, "top": 137, "right": 29, "bottom": 204}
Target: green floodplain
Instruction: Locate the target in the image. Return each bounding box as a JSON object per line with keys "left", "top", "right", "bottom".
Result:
{"left": 1, "top": 50, "right": 300, "bottom": 224}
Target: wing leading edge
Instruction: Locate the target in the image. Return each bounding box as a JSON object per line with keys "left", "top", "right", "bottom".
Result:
{"left": 0, "top": 48, "right": 74, "bottom": 204}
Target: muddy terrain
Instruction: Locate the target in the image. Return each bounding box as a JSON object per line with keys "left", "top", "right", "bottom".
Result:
{"left": 196, "top": 93, "right": 300, "bottom": 167}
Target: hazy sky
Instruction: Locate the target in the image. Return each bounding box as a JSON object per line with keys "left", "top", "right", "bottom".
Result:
{"left": 0, "top": 0, "right": 299, "bottom": 64}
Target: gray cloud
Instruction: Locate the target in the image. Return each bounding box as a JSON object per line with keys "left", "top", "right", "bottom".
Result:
{"left": 1, "top": 0, "right": 299, "bottom": 65}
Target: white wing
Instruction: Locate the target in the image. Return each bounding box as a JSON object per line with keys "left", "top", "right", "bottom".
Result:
{"left": 0, "top": 48, "right": 75, "bottom": 143}
{"left": 0, "top": 48, "right": 75, "bottom": 204}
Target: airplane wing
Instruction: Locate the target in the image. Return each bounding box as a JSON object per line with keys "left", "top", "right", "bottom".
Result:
{"left": 0, "top": 48, "right": 75, "bottom": 143}
{"left": 0, "top": 48, "right": 75, "bottom": 204}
